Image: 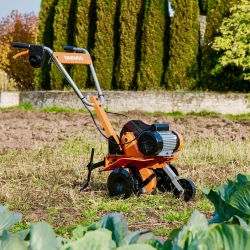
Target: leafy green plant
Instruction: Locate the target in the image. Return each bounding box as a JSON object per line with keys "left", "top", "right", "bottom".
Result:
{"left": 165, "top": 210, "right": 250, "bottom": 250}
{"left": 165, "top": 174, "right": 250, "bottom": 249}
{"left": 0, "top": 207, "right": 159, "bottom": 249}
{"left": 203, "top": 173, "right": 250, "bottom": 227}
{"left": 2, "top": 173, "right": 250, "bottom": 250}
{"left": 0, "top": 206, "right": 22, "bottom": 235}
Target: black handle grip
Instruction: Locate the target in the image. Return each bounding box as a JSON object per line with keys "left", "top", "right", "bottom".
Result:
{"left": 64, "top": 45, "right": 75, "bottom": 51}
{"left": 12, "top": 42, "right": 30, "bottom": 49}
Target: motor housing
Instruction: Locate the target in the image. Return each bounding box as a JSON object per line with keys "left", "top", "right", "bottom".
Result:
{"left": 137, "top": 123, "right": 183, "bottom": 156}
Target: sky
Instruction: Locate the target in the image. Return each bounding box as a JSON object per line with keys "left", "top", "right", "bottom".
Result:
{"left": 0, "top": 1, "right": 174, "bottom": 21}
{"left": 0, "top": 0, "right": 41, "bottom": 20}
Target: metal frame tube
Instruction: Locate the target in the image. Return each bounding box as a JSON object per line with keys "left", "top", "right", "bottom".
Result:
{"left": 43, "top": 46, "right": 104, "bottom": 106}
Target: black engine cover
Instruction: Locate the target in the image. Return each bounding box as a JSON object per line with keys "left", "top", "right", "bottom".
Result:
{"left": 137, "top": 131, "right": 163, "bottom": 155}
{"left": 137, "top": 123, "right": 169, "bottom": 156}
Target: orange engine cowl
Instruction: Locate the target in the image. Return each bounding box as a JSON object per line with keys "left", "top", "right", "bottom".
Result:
{"left": 138, "top": 168, "right": 157, "bottom": 194}
{"left": 173, "top": 131, "right": 183, "bottom": 152}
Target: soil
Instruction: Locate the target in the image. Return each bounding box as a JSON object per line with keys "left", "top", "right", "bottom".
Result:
{"left": 0, "top": 109, "right": 249, "bottom": 153}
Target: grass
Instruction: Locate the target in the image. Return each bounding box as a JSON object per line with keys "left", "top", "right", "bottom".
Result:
{"left": 0, "top": 106, "right": 249, "bottom": 239}
{"left": 145, "top": 109, "right": 250, "bottom": 120}
{"left": 225, "top": 113, "right": 250, "bottom": 120}
{"left": 0, "top": 133, "right": 249, "bottom": 238}
{"left": 1, "top": 103, "right": 250, "bottom": 120}
{"left": 0, "top": 103, "right": 89, "bottom": 114}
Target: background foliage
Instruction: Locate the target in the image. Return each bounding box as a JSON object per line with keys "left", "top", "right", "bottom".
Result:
{"left": 115, "top": 0, "right": 143, "bottom": 90}
{"left": 137, "top": 0, "right": 169, "bottom": 90}
{"left": 0, "top": 11, "right": 38, "bottom": 90}
{"left": 199, "top": 0, "right": 240, "bottom": 91}
{"left": 50, "top": 0, "right": 78, "bottom": 90}
{"left": 211, "top": 0, "right": 250, "bottom": 92}
{"left": 92, "top": 0, "right": 119, "bottom": 90}
{"left": 35, "top": 0, "right": 59, "bottom": 90}
{"left": 70, "top": 0, "right": 96, "bottom": 89}
{"left": 3, "top": 0, "right": 250, "bottom": 92}
{"left": 165, "top": 0, "right": 200, "bottom": 90}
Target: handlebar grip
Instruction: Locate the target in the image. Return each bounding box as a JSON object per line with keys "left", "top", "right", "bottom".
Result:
{"left": 64, "top": 45, "right": 75, "bottom": 51}
{"left": 13, "top": 50, "right": 29, "bottom": 59}
{"left": 12, "top": 42, "right": 30, "bottom": 49}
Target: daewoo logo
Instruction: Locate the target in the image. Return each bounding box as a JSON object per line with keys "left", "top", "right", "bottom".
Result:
{"left": 64, "top": 55, "right": 84, "bottom": 60}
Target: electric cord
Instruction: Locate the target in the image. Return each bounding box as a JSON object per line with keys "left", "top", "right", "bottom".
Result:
{"left": 106, "top": 111, "right": 130, "bottom": 120}
{"left": 82, "top": 101, "right": 148, "bottom": 146}
{"left": 50, "top": 54, "right": 148, "bottom": 146}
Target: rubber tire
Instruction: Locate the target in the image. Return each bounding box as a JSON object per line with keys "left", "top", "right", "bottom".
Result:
{"left": 173, "top": 178, "right": 196, "bottom": 202}
{"left": 155, "top": 164, "right": 179, "bottom": 192}
{"left": 107, "top": 168, "right": 134, "bottom": 199}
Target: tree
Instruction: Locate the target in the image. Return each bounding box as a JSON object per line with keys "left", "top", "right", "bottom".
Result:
{"left": 35, "top": 0, "right": 59, "bottom": 90}
{"left": 165, "top": 0, "right": 200, "bottom": 90}
{"left": 212, "top": 0, "right": 250, "bottom": 89}
{"left": 92, "top": 0, "right": 120, "bottom": 90}
{"left": 50, "top": 0, "right": 77, "bottom": 90}
{"left": 71, "top": 0, "right": 97, "bottom": 89}
{"left": 136, "top": 0, "right": 169, "bottom": 90}
{"left": 200, "top": 0, "right": 237, "bottom": 91}
{"left": 0, "top": 11, "right": 38, "bottom": 90}
{"left": 115, "top": 0, "right": 144, "bottom": 90}
{"left": 199, "top": 0, "right": 209, "bottom": 14}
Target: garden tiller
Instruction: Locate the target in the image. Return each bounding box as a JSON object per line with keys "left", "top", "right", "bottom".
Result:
{"left": 12, "top": 42, "right": 196, "bottom": 201}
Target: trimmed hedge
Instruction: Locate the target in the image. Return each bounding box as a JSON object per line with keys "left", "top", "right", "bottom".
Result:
{"left": 137, "top": 0, "right": 169, "bottom": 90}
{"left": 36, "top": 0, "right": 248, "bottom": 92}
{"left": 35, "top": 0, "right": 59, "bottom": 90}
{"left": 70, "top": 0, "right": 96, "bottom": 89}
{"left": 92, "top": 0, "right": 119, "bottom": 90}
{"left": 115, "top": 0, "right": 143, "bottom": 90}
{"left": 50, "top": 0, "right": 77, "bottom": 90}
{"left": 165, "top": 0, "right": 200, "bottom": 90}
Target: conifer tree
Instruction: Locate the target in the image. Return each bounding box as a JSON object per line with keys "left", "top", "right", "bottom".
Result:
{"left": 71, "top": 0, "right": 97, "bottom": 89}
{"left": 137, "top": 0, "right": 169, "bottom": 90}
{"left": 92, "top": 0, "right": 120, "bottom": 90}
{"left": 50, "top": 0, "right": 77, "bottom": 90}
{"left": 199, "top": 0, "right": 209, "bottom": 14}
{"left": 115, "top": 0, "right": 144, "bottom": 90}
{"left": 165, "top": 0, "right": 200, "bottom": 90}
{"left": 35, "top": 0, "right": 59, "bottom": 90}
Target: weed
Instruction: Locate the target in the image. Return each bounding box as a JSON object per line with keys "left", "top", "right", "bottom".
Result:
{"left": 152, "top": 226, "right": 169, "bottom": 237}
{"left": 9, "top": 221, "right": 30, "bottom": 233}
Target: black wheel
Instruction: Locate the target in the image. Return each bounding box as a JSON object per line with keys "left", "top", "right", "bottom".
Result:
{"left": 107, "top": 168, "right": 134, "bottom": 199}
{"left": 173, "top": 178, "right": 196, "bottom": 202}
{"left": 154, "top": 164, "right": 179, "bottom": 192}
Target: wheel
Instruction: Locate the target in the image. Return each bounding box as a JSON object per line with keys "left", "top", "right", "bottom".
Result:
{"left": 107, "top": 168, "right": 134, "bottom": 199}
{"left": 173, "top": 178, "right": 196, "bottom": 202}
{"left": 154, "top": 164, "right": 179, "bottom": 192}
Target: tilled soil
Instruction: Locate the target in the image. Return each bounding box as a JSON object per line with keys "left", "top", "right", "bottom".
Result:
{"left": 0, "top": 109, "right": 249, "bottom": 153}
